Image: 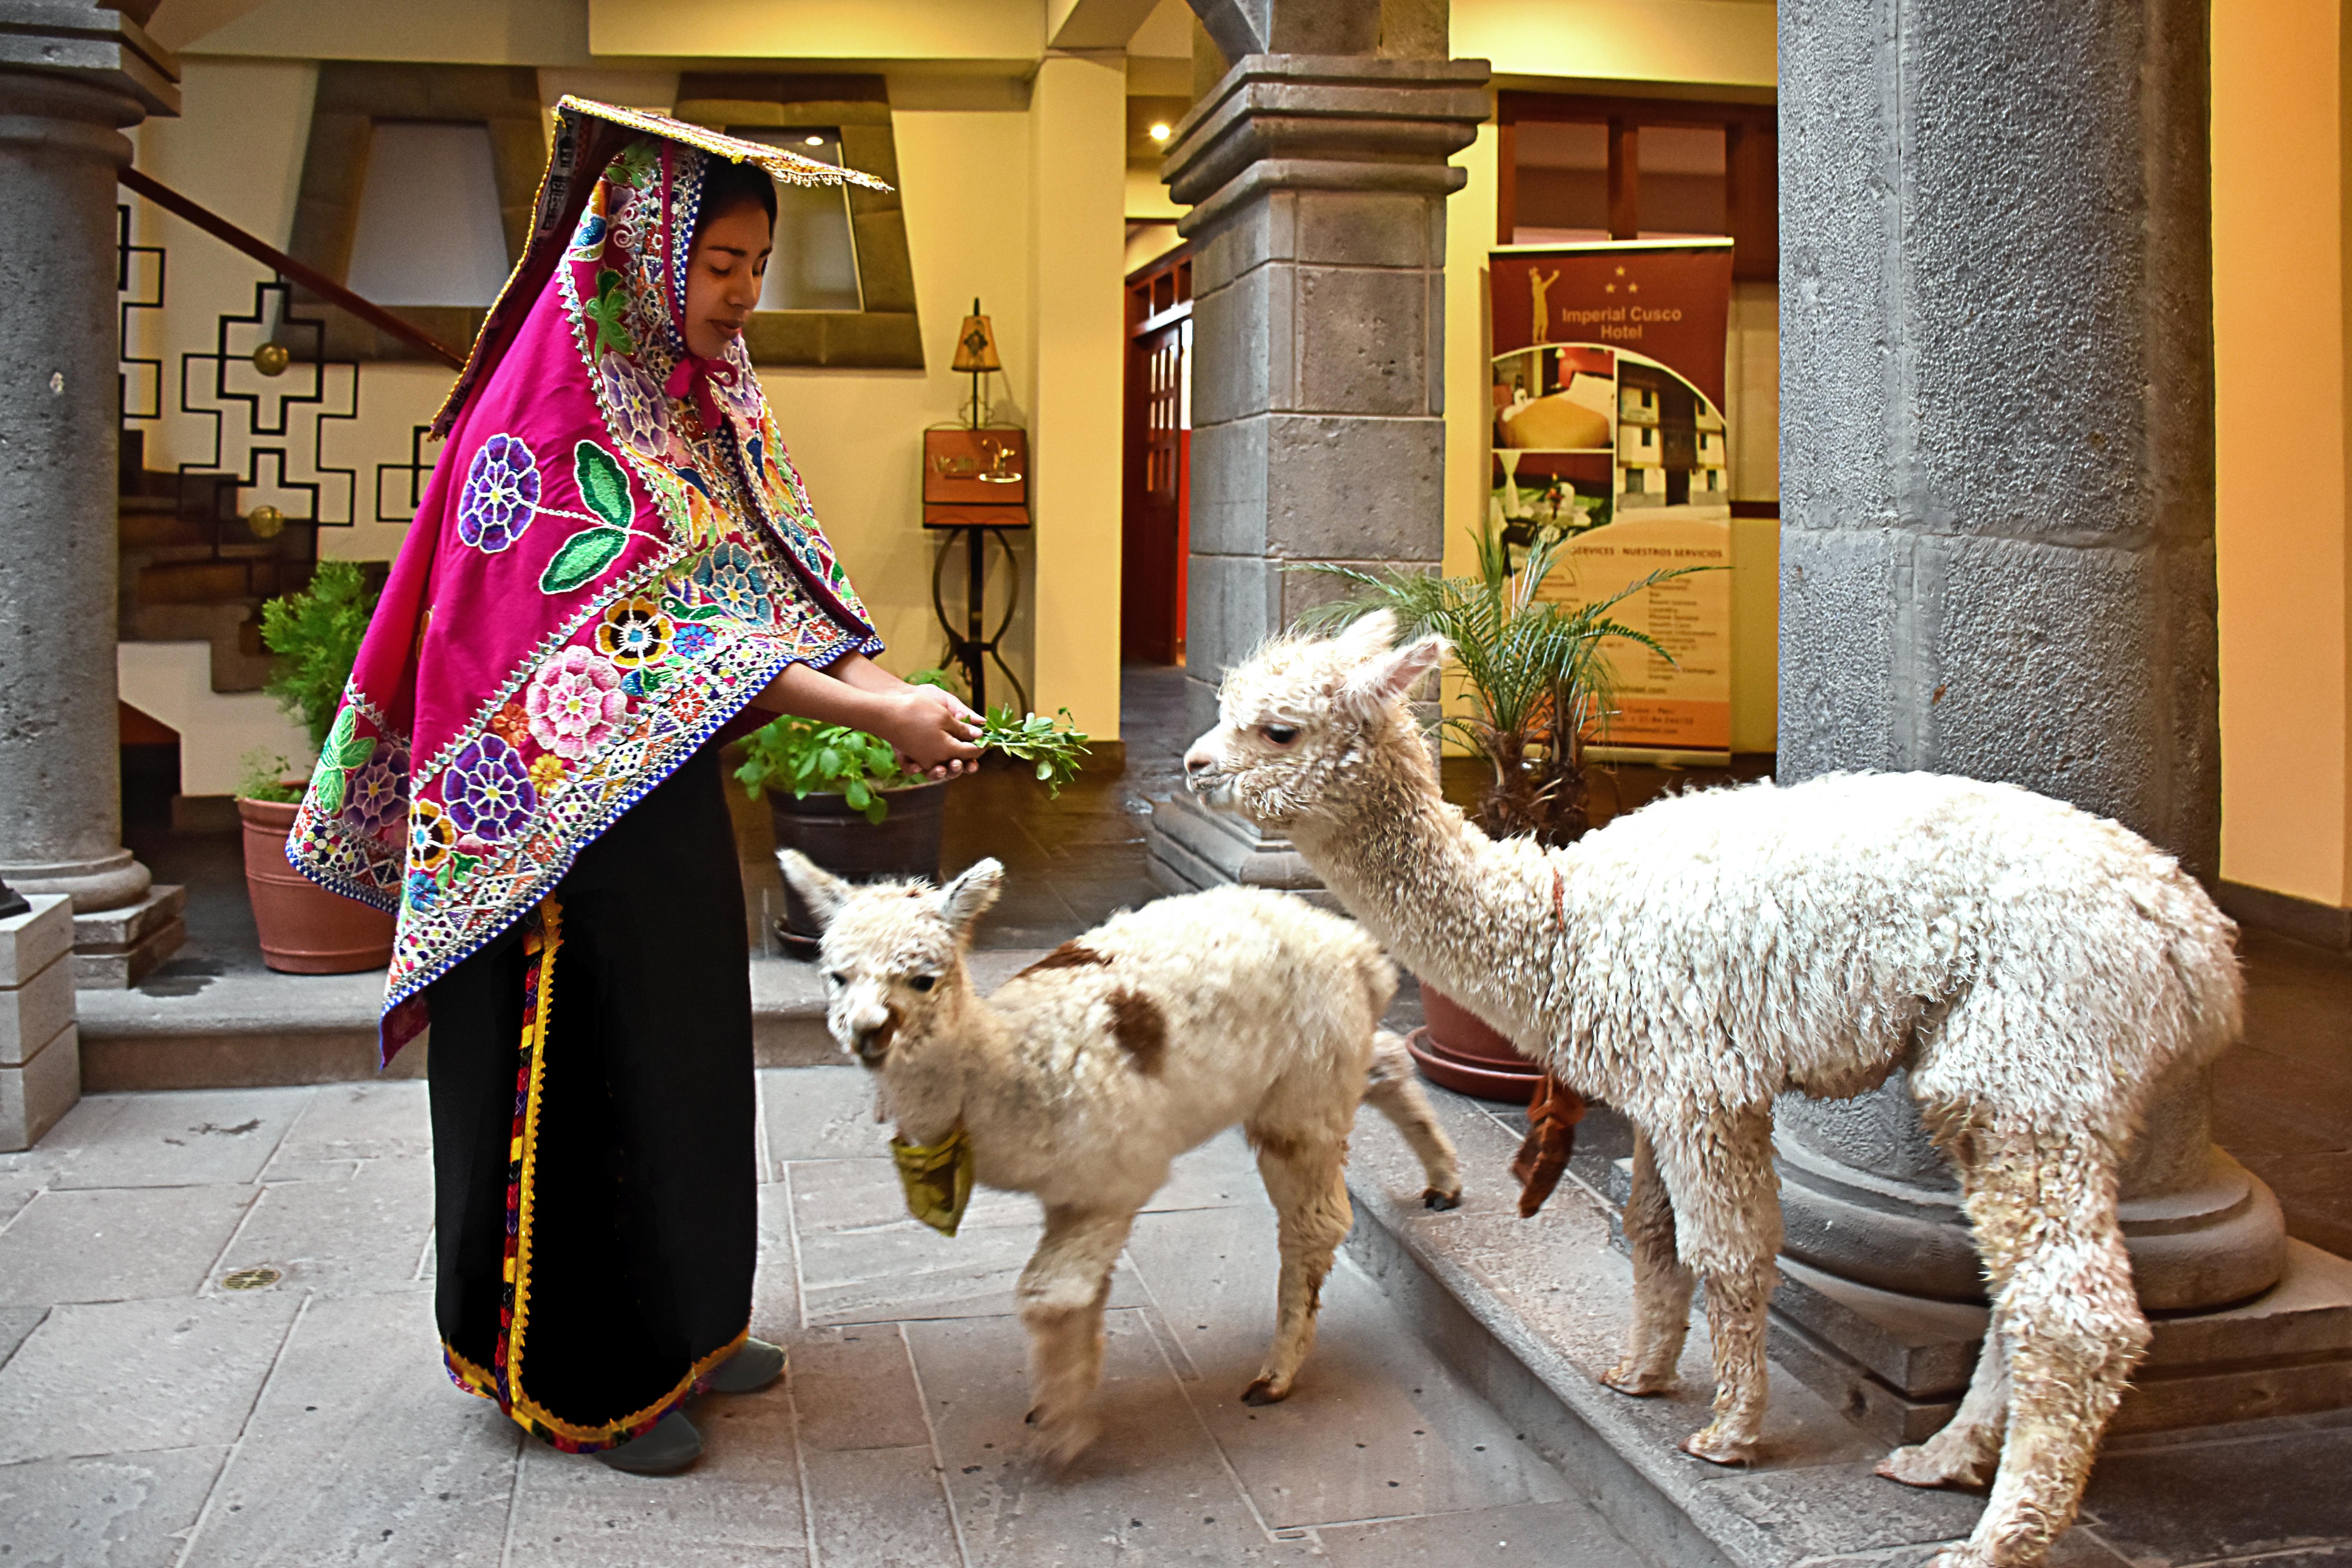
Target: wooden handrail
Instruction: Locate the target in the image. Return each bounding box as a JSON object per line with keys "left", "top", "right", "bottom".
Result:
{"left": 118, "top": 166, "right": 468, "bottom": 372}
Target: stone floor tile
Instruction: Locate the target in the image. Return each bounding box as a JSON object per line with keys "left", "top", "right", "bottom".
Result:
{"left": 907, "top": 1307, "right": 1319, "bottom": 1567}
{"left": 761, "top": 1065, "right": 888, "bottom": 1166}
{"left": 506, "top": 1538, "right": 804, "bottom": 1568}
{"left": 263, "top": 1080, "right": 431, "bottom": 1171}
{"left": 500, "top": 1386, "right": 807, "bottom": 1561}
{"left": 753, "top": 1181, "right": 803, "bottom": 1343}
{"left": 802, "top": 1443, "right": 962, "bottom": 1568}
{"left": 2080, "top": 1419, "right": 2352, "bottom": 1564}
{"left": 0, "top": 1304, "right": 47, "bottom": 1367}
{"left": 0, "top": 1184, "right": 257, "bottom": 1305}
{"left": 1127, "top": 1208, "right": 1572, "bottom": 1529}
{"left": 187, "top": 1290, "right": 521, "bottom": 1568}
{"left": 207, "top": 1158, "right": 435, "bottom": 1297}
{"left": 0, "top": 1294, "right": 302, "bottom": 1464}
{"left": 789, "top": 1324, "right": 931, "bottom": 1452}
{"left": 54, "top": 1087, "right": 312, "bottom": 1190}
{"left": 0, "top": 1445, "right": 230, "bottom": 1568}
{"left": 1313, "top": 1499, "right": 1644, "bottom": 1567}
{"left": 788, "top": 1158, "right": 1146, "bottom": 1327}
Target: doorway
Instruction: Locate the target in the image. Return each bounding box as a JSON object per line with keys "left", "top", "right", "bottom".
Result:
{"left": 1122, "top": 247, "right": 1191, "bottom": 665}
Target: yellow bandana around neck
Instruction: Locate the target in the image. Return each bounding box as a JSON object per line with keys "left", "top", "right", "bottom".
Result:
{"left": 891, "top": 1125, "right": 975, "bottom": 1238}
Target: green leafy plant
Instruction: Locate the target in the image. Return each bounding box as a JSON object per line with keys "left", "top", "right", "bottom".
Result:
{"left": 733, "top": 674, "right": 1093, "bottom": 826}
{"left": 1295, "top": 516, "right": 1698, "bottom": 847}
{"left": 980, "top": 706, "right": 1091, "bottom": 796}
{"left": 259, "top": 561, "right": 378, "bottom": 755}
{"left": 236, "top": 750, "right": 304, "bottom": 806}
{"left": 735, "top": 716, "right": 918, "bottom": 825}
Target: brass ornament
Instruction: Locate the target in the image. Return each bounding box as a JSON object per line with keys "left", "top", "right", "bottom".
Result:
{"left": 221, "top": 1266, "right": 283, "bottom": 1290}
{"left": 247, "top": 505, "right": 285, "bottom": 539}
{"left": 251, "top": 341, "right": 290, "bottom": 377}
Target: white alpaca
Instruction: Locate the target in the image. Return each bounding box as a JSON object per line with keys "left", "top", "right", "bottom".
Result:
{"left": 776, "top": 849, "right": 1463, "bottom": 1463}
{"left": 1180, "top": 612, "right": 2241, "bottom": 1568}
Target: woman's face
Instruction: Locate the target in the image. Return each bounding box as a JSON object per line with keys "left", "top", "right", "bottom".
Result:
{"left": 683, "top": 199, "right": 771, "bottom": 360}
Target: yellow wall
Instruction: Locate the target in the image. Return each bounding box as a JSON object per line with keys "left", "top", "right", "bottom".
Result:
{"left": 1025, "top": 54, "right": 1130, "bottom": 738}
{"left": 2212, "top": 0, "right": 2352, "bottom": 906}
{"left": 1454, "top": 0, "right": 1777, "bottom": 90}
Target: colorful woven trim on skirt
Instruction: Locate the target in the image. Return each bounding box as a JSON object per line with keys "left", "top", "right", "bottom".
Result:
{"left": 438, "top": 895, "right": 744, "bottom": 1452}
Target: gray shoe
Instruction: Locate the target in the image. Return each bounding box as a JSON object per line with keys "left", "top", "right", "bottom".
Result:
{"left": 594, "top": 1409, "right": 701, "bottom": 1475}
{"left": 706, "top": 1337, "right": 786, "bottom": 1395}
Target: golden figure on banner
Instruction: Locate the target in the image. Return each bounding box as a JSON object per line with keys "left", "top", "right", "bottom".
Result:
{"left": 1528, "top": 266, "right": 1560, "bottom": 343}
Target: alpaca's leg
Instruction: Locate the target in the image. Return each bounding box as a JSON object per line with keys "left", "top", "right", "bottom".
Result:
{"left": 1603, "top": 1125, "right": 1696, "bottom": 1396}
{"left": 1652, "top": 1108, "right": 1781, "bottom": 1465}
{"left": 1931, "top": 1133, "right": 2149, "bottom": 1568}
{"left": 1244, "top": 1128, "right": 1353, "bottom": 1405}
{"left": 1880, "top": 1312, "right": 2010, "bottom": 1488}
{"left": 1016, "top": 1204, "right": 1137, "bottom": 1466}
{"left": 1364, "top": 1031, "right": 1463, "bottom": 1208}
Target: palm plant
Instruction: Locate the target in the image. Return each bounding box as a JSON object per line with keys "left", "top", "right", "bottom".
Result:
{"left": 1295, "top": 518, "right": 1692, "bottom": 847}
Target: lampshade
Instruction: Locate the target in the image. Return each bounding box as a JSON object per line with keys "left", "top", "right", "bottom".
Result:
{"left": 952, "top": 298, "right": 1002, "bottom": 373}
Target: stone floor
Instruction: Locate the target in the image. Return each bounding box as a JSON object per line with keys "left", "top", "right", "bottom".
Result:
{"left": 0, "top": 1073, "right": 1642, "bottom": 1567}
{"left": 46, "top": 659, "right": 2352, "bottom": 1566}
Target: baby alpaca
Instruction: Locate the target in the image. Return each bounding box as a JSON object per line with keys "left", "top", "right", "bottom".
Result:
{"left": 1181, "top": 612, "right": 2243, "bottom": 1568}
{"left": 778, "top": 849, "right": 1463, "bottom": 1464}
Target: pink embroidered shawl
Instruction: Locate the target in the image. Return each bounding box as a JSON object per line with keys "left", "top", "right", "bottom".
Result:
{"left": 288, "top": 101, "right": 894, "bottom": 1060}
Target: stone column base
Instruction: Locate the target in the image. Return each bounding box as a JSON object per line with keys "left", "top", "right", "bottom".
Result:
{"left": 1769, "top": 1245, "right": 2352, "bottom": 1445}
{"left": 0, "top": 893, "right": 79, "bottom": 1149}
{"left": 70, "top": 884, "right": 184, "bottom": 988}
{"left": 1144, "top": 793, "right": 1334, "bottom": 907}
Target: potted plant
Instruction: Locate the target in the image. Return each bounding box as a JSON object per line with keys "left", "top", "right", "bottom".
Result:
{"left": 239, "top": 562, "right": 397, "bottom": 974}
{"left": 735, "top": 674, "right": 1089, "bottom": 955}
{"left": 1298, "top": 517, "right": 1686, "bottom": 1100}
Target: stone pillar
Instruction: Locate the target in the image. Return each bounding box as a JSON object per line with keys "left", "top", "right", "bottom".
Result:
{"left": 1145, "top": 0, "right": 1486, "bottom": 897}
{"left": 1774, "top": 0, "right": 2352, "bottom": 1438}
{"left": 0, "top": 4, "right": 183, "bottom": 983}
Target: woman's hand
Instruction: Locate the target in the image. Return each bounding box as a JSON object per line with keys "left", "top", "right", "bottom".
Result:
{"left": 872, "top": 685, "right": 983, "bottom": 780}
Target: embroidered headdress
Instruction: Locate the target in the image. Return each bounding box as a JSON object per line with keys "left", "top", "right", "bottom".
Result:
{"left": 289, "top": 99, "right": 894, "bottom": 1060}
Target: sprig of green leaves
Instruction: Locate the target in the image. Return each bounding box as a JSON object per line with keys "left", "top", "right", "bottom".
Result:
{"left": 979, "top": 706, "right": 1091, "bottom": 797}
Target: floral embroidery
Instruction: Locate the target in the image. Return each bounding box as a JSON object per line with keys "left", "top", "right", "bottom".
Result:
{"left": 457, "top": 434, "right": 541, "bottom": 553}
{"left": 343, "top": 744, "right": 408, "bottom": 837}
{"left": 405, "top": 870, "right": 440, "bottom": 913}
{"left": 711, "top": 341, "right": 767, "bottom": 423}
{"left": 528, "top": 754, "right": 566, "bottom": 795}
{"left": 598, "top": 353, "right": 667, "bottom": 457}
{"left": 595, "top": 595, "right": 673, "bottom": 667}
{"left": 526, "top": 646, "right": 629, "bottom": 760}
{"left": 671, "top": 621, "right": 716, "bottom": 658}
{"left": 410, "top": 798, "right": 456, "bottom": 871}
{"left": 488, "top": 701, "right": 531, "bottom": 748}
{"left": 443, "top": 735, "right": 538, "bottom": 844}
{"left": 692, "top": 543, "right": 773, "bottom": 622}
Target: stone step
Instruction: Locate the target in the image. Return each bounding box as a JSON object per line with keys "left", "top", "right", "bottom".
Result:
{"left": 1339, "top": 1084, "right": 2352, "bottom": 1568}
{"left": 72, "top": 948, "right": 1051, "bottom": 1091}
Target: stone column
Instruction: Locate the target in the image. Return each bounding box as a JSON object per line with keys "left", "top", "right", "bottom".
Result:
{"left": 1145, "top": 0, "right": 1486, "bottom": 898}
{"left": 0, "top": 4, "right": 183, "bottom": 983}
{"left": 1774, "top": 0, "right": 2352, "bottom": 1438}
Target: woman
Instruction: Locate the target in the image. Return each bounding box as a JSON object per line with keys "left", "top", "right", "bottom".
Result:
{"left": 287, "top": 101, "right": 978, "bottom": 1475}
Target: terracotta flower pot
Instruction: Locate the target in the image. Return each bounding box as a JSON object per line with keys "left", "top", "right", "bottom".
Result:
{"left": 768, "top": 779, "right": 951, "bottom": 956}
{"left": 238, "top": 797, "right": 395, "bottom": 974}
{"left": 1407, "top": 982, "right": 1547, "bottom": 1103}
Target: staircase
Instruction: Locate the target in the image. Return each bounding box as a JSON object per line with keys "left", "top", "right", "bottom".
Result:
{"left": 116, "top": 428, "right": 317, "bottom": 698}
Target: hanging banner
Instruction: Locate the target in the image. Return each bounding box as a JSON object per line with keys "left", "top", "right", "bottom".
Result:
{"left": 1487, "top": 239, "right": 1735, "bottom": 758}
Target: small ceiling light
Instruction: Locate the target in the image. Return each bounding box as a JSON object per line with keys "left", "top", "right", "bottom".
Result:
{"left": 1148, "top": 123, "right": 1171, "bottom": 143}
{"left": 804, "top": 134, "right": 823, "bottom": 146}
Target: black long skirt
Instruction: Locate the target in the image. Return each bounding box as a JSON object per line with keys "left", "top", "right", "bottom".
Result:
{"left": 426, "top": 744, "right": 755, "bottom": 1451}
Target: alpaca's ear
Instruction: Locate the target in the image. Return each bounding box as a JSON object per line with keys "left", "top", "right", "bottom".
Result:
{"left": 937, "top": 857, "right": 1004, "bottom": 936}
{"left": 1331, "top": 608, "right": 1399, "bottom": 659}
{"left": 1339, "top": 633, "right": 1448, "bottom": 717}
{"left": 777, "top": 849, "right": 853, "bottom": 931}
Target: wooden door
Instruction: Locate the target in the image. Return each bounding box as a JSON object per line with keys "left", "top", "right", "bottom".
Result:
{"left": 1122, "top": 251, "right": 1191, "bottom": 664}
